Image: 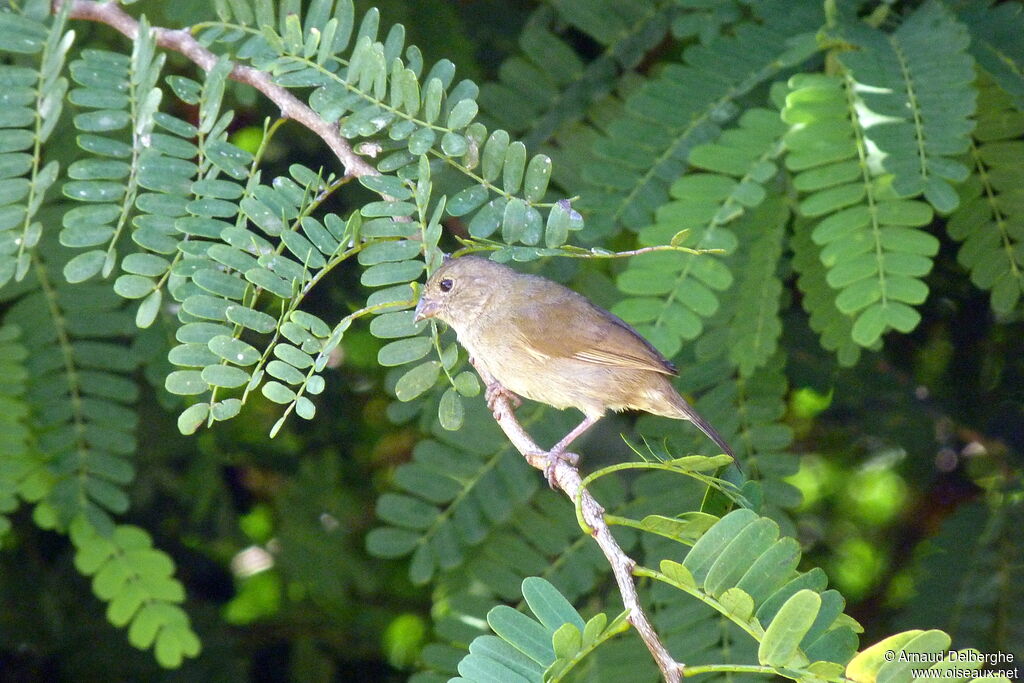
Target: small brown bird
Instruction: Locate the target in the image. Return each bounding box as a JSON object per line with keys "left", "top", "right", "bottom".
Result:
{"left": 414, "top": 256, "right": 734, "bottom": 475}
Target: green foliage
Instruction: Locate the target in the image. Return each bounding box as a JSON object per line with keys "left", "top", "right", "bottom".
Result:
{"left": 4, "top": 244, "right": 139, "bottom": 535}
{"left": 948, "top": 76, "right": 1024, "bottom": 315}
{"left": 612, "top": 110, "right": 789, "bottom": 358}
{"left": 207, "top": 0, "right": 577, "bottom": 252}
{"left": 452, "top": 509, "right": 859, "bottom": 682}
{"left": 366, "top": 403, "right": 540, "bottom": 584}
{"left": 783, "top": 73, "right": 938, "bottom": 347}
{"left": 836, "top": 0, "right": 976, "bottom": 212}
{"left": 479, "top": 1, "right": 677, "bottom": 151}
{"left": 654, "top": 509, "right": 860, "bottom": 670}
{"left": 847, "top": 629, "right": 1013, "bottom": 683}
{"left": 792, "top": 215, "right": 866, "bottom": 367}
{"left": 578, "top": 0, "right": 821, "bottom": 238}
{"left": 0, "top": 324, "right": 30, "bottom": 537}
{"left": 897, "top": 495, "right": 1024, "bottom": 657}
{"left": 453, "top": 577, "right": 628, "bottom": 682}
{"left": 636, "top": 200, "right": 801, "bottom": 529}
{"left": 70, "top": 518, "right": 200, "bottom": 668}
{"left": 62, "top": 19, "right": 163, "bottom": 284}
{"left": 958, "top": 1, "right": 1024, "bottom": 111}
{"left": 454, "top": 510, "right": 1014, "bottom": 682}
{"left": 0, "top": 0, "right": 1020, "bottom": 678}
{"left": 0, "top": 5, "right": 69, "bottom": 285}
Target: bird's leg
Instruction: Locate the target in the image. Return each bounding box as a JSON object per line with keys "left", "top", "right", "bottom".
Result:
{"left": 535, "top": 415, "right": 600, "bottom": 488}
{"left": 485, "top": 380, "right": 522, "bottom": 415}
{"left": 551, "top": 415, "right": 601, "bottom": 454}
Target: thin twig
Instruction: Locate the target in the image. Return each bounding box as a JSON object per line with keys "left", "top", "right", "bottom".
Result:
{"left": 470, "top": 359, "right": 683, "bottom": 683}
{"left": 56, "top": 0, "right": 379, "bottom": 179}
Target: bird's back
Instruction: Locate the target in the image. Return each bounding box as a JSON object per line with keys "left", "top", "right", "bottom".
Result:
{"left": 461, "top": 269, "right": 680, "bottom": 417}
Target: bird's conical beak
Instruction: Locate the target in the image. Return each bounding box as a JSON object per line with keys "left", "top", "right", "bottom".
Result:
{"left": 414, "top": 295, "right": 440, "bottom": 322}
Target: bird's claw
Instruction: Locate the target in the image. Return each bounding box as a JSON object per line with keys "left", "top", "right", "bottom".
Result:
{"left": 485, "top": 381, "right": 521, "bottom": 415}
{"left": 529, "top": 449, "right": 580, "bottom": 489}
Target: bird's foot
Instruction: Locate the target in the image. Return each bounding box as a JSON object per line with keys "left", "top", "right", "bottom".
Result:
{"left": 485, "top": 381, "right": 521, "bottom": 415}
{"left": 528, "top": 449, "right": 580, "bottom": 489}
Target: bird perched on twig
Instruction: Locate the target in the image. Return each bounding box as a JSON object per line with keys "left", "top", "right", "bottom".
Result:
{"left": 414, "top": 255, "right": 734, "bottom": 482}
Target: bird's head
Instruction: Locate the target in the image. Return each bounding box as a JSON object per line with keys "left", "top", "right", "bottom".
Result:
{"left": 414, "top": 255, "right": 516, "bottom": 330}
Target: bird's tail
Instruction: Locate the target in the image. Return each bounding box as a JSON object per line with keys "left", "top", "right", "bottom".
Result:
{"left": 668, "top": 394, "right": 735, "bottom": 460}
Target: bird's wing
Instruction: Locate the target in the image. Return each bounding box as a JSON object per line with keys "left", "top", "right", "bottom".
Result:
{"left": 509, "top": 283, "right": 677, "bottom": 376}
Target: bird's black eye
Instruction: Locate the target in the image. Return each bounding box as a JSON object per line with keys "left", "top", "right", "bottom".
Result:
{"left": 439, "top": 278, "right": 453, "bottom": 292}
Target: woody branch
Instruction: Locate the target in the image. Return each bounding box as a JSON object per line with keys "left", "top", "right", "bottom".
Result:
{"left": 470, "top": 360, "right": 683, "bottom": 683}
{"left": 56, "top": 0, "right": 379, "bottom": 180}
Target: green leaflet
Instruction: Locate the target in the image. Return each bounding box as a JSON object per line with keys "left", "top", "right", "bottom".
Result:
{"left": 70, "top": 519, "right": 200, "bottom": 668}
{"left": 0, "top": 324, "right": 30, "bottom": 538}
{"left": 613, "top": 108, "right": 789, "bottom": 359}
{"left": 579, "top": 3, "right": 821, "bottom": 238}
{"left": 791, "top": 216, "right": 866, "bottom": 367}
{"left": 837, "top": 1, "right": 976, "bottom": 213}
{"left": 0, "top": 8, "right": 70, "bottom": 286}
{"left": 783, "top": 73, "right": 938, "bottom": 347}
{"left": 947, "top": 77, "right": 1024, "bottom": 315}
{"left": 365, "top": 399, "right": 541, "bottom": 585}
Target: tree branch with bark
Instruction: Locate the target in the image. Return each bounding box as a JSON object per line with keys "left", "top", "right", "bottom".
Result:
{"left": 472, "top": 359, "right": 684, "bottom": 683}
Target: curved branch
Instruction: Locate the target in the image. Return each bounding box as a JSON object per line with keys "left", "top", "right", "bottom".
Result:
{"left": 470, "top": 359, "right": 683, "bottom": 683}
{"left": 56, "top": 0, "right": 379, "bottom": 179}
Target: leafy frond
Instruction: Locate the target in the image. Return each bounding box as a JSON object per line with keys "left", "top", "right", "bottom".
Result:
{"left": 446, "top": 504, "right": 1015, "bottom": 683}
{"left": 0, "top": 0, "right": 1013, "bottom": 677}
{"left": 0, "top": 226, "right": 200, "bottom": 665}
{"left": 452, "top": 576, "right": 628, "bottom": 683}
{"left": 65, "top": 52, "right": 357, "bottom": 437}
{"left": 782, "top": 73, "right": 938, "bottom": 347}
{"left": 629, "top": 198, "right": 798, "bottom": 520}
{"left": 896, "top": 496, "right": 1024, "bottom": 655}
{"left": 958, "top": 1, "right": 1024, "bottom": 111}
{"left": 612, "top": 110, "right": 789, "bottom": 358}
{"left": 0, "top": 6, "right": 70, "bottom": 285}
{"left": 837, "top": 0, "right": 976, "bottom": 213}
{"left": 451, "top": 510, "right": 863, "bottom": 683}
{"left": 579, "top": 1, "right": 821, "bottom": 238}
{"left": 948, "top": 77, "right": 1024, "bottom": 315}
{"left": 848, "top": 629, "right": 1015, "bottom": 683}
{"left": 70, "top": 518, "right": 201, "bottom": 668}
{"left": 0, "top": 323, "right": 30, "bottom": 537}
{"left": 655, "top": 598, "right": 758, "bottom": 682}
{"left": 791, "top": 215, "right": 866, "bottom": 367}
{"left": 670, "top": 0, "right": 743, "bottom": 45}
{"left": 724, "top": 195, "right": 786, "bottom": 377}
{"left": 411, "top": 470, "right": 633, "bottom": 680}
{"left": 57, "top": 0, "right": 598, "bottom": 436}
{"left": 648, "top": 508, "right": 860, "bottom": 671}
{"left": 61, "top": 19, "right": 164, "bottom": 284}
{"left": 479, "top": 1, "right": 679, "bottom": 150}
{"left": 366, "top": 401, "right": 541, "bottom": 584}
{"left": 4, "top": 236, "right": 138, "bottom": 536}
{"left": 207, "top": 0, "right": 577, "bottom": 250}
{"left": 640, "top": 352, "right": 800, "bottom": 526}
